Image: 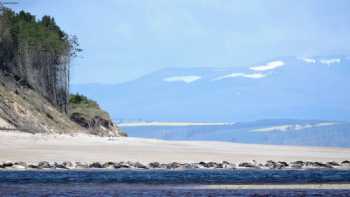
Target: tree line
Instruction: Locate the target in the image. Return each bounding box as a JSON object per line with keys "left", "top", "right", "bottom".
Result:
{"left": 0, "top": 8, "right": 81, "bottom": 113}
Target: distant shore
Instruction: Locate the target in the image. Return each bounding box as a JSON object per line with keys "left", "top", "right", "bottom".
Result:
{"left": 118, "top": 121, "right": 235, "bottom": 127}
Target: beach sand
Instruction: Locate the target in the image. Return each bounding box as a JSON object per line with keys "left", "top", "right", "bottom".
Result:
{"left": 0, "top": 130, "right": 349, "bottom": 163}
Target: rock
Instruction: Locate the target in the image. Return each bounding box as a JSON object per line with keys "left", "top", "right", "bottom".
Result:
{"left": 149, "top": 162, "right": 161, "bottom": 168}
{"left": 38, "top": 161, "right": 52, "bottom": 169}
{"left": 70, "top": 112, "right": 124, "bottom": 137}
{"left": 89, "top": 162, "right": 103, "bottom": 168}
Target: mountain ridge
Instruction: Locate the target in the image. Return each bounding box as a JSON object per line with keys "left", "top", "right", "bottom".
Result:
{"left": 72, "top": 55, "right": 350, "bottom": 122}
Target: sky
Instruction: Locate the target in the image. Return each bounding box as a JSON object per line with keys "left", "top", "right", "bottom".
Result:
{"left": 10, "top": 0, "right": 350, "bottom": 84}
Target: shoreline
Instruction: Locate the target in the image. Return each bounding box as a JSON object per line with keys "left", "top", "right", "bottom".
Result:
{"left": 118, "top": 121, "right": 235, "bottom": 127}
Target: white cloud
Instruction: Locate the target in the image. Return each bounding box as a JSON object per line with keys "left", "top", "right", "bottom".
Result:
{"left": 164, "top": 75, "right": 201, "bottom": 83}
{"left": 320, "top": 58, "right": 341, "bottom": 65}
{"left": 214, "top": 73, "right": 266, "bottom": 80}
{"left": 301, "top": 58, "right": 317, "bottom": 64}
{"left": 250, "top": 61, "right": 285, "bottom": 71}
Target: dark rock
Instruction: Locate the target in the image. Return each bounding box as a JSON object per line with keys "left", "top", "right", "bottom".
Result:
{"left": 70, "top": 113, "right": 122, "bottom": 137}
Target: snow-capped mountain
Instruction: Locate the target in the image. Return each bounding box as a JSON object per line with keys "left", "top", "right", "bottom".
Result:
{"left": 72, "top": 56, "right": 350, "bottom": 122}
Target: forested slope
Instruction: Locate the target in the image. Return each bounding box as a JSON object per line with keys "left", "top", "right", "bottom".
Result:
{"left": 0, "top": 8, "right": 123, "bottom": 136}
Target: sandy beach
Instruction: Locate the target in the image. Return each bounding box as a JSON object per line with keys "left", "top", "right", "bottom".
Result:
{"left": 0, "top": 130, "right": 349, "bottom": 163}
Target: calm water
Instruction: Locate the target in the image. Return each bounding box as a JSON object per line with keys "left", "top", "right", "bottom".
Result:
{"left": 1, "top": 169, "right": 350, "bottom": 196}
{"left": 121, "top": 123, "right": 350, "bottom": 147}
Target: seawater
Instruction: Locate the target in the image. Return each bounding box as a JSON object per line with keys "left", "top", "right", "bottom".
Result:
{"left": 1, "top": 169, "right": 350, "bottom": 196}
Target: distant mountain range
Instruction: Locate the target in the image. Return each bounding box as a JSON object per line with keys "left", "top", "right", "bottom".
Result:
{"left": 72, "top": 56, "right": 350, "bottom": 122}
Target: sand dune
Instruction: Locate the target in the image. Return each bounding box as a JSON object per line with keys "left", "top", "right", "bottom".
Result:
{"left": 0, "top": 131, "right": 349, "bottom": 163}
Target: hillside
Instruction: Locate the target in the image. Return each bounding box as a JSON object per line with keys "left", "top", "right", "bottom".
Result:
{"left": 0, "top": 71, "right": 81, "bottom": 133}
{"left": 72, "top": 56, "right": 350, "bottom": 122}
{"left": 0, "top": 8, "right": 123, "bottom": 136}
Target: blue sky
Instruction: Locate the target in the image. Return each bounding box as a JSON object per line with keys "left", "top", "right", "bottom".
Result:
{"left": 11, "top": 0, "right": 350, "bottom": 84}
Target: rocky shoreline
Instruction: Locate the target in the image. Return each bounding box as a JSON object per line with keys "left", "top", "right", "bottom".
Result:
{"left": 1, "top": 160, "right": 350, "bottom": 170}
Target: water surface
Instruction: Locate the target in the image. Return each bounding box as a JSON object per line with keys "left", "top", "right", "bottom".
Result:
{"left": 1, "top": 169, "right": 350, "bottom": 196}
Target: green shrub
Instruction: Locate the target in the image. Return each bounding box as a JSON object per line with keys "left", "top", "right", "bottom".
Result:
{"left": 69, "top": 93, "right": 109, "bottom": 120}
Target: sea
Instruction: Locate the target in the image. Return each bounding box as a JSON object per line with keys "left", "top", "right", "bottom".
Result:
{"left": 1, "top": 169, "right": 350, "bottom": 196}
